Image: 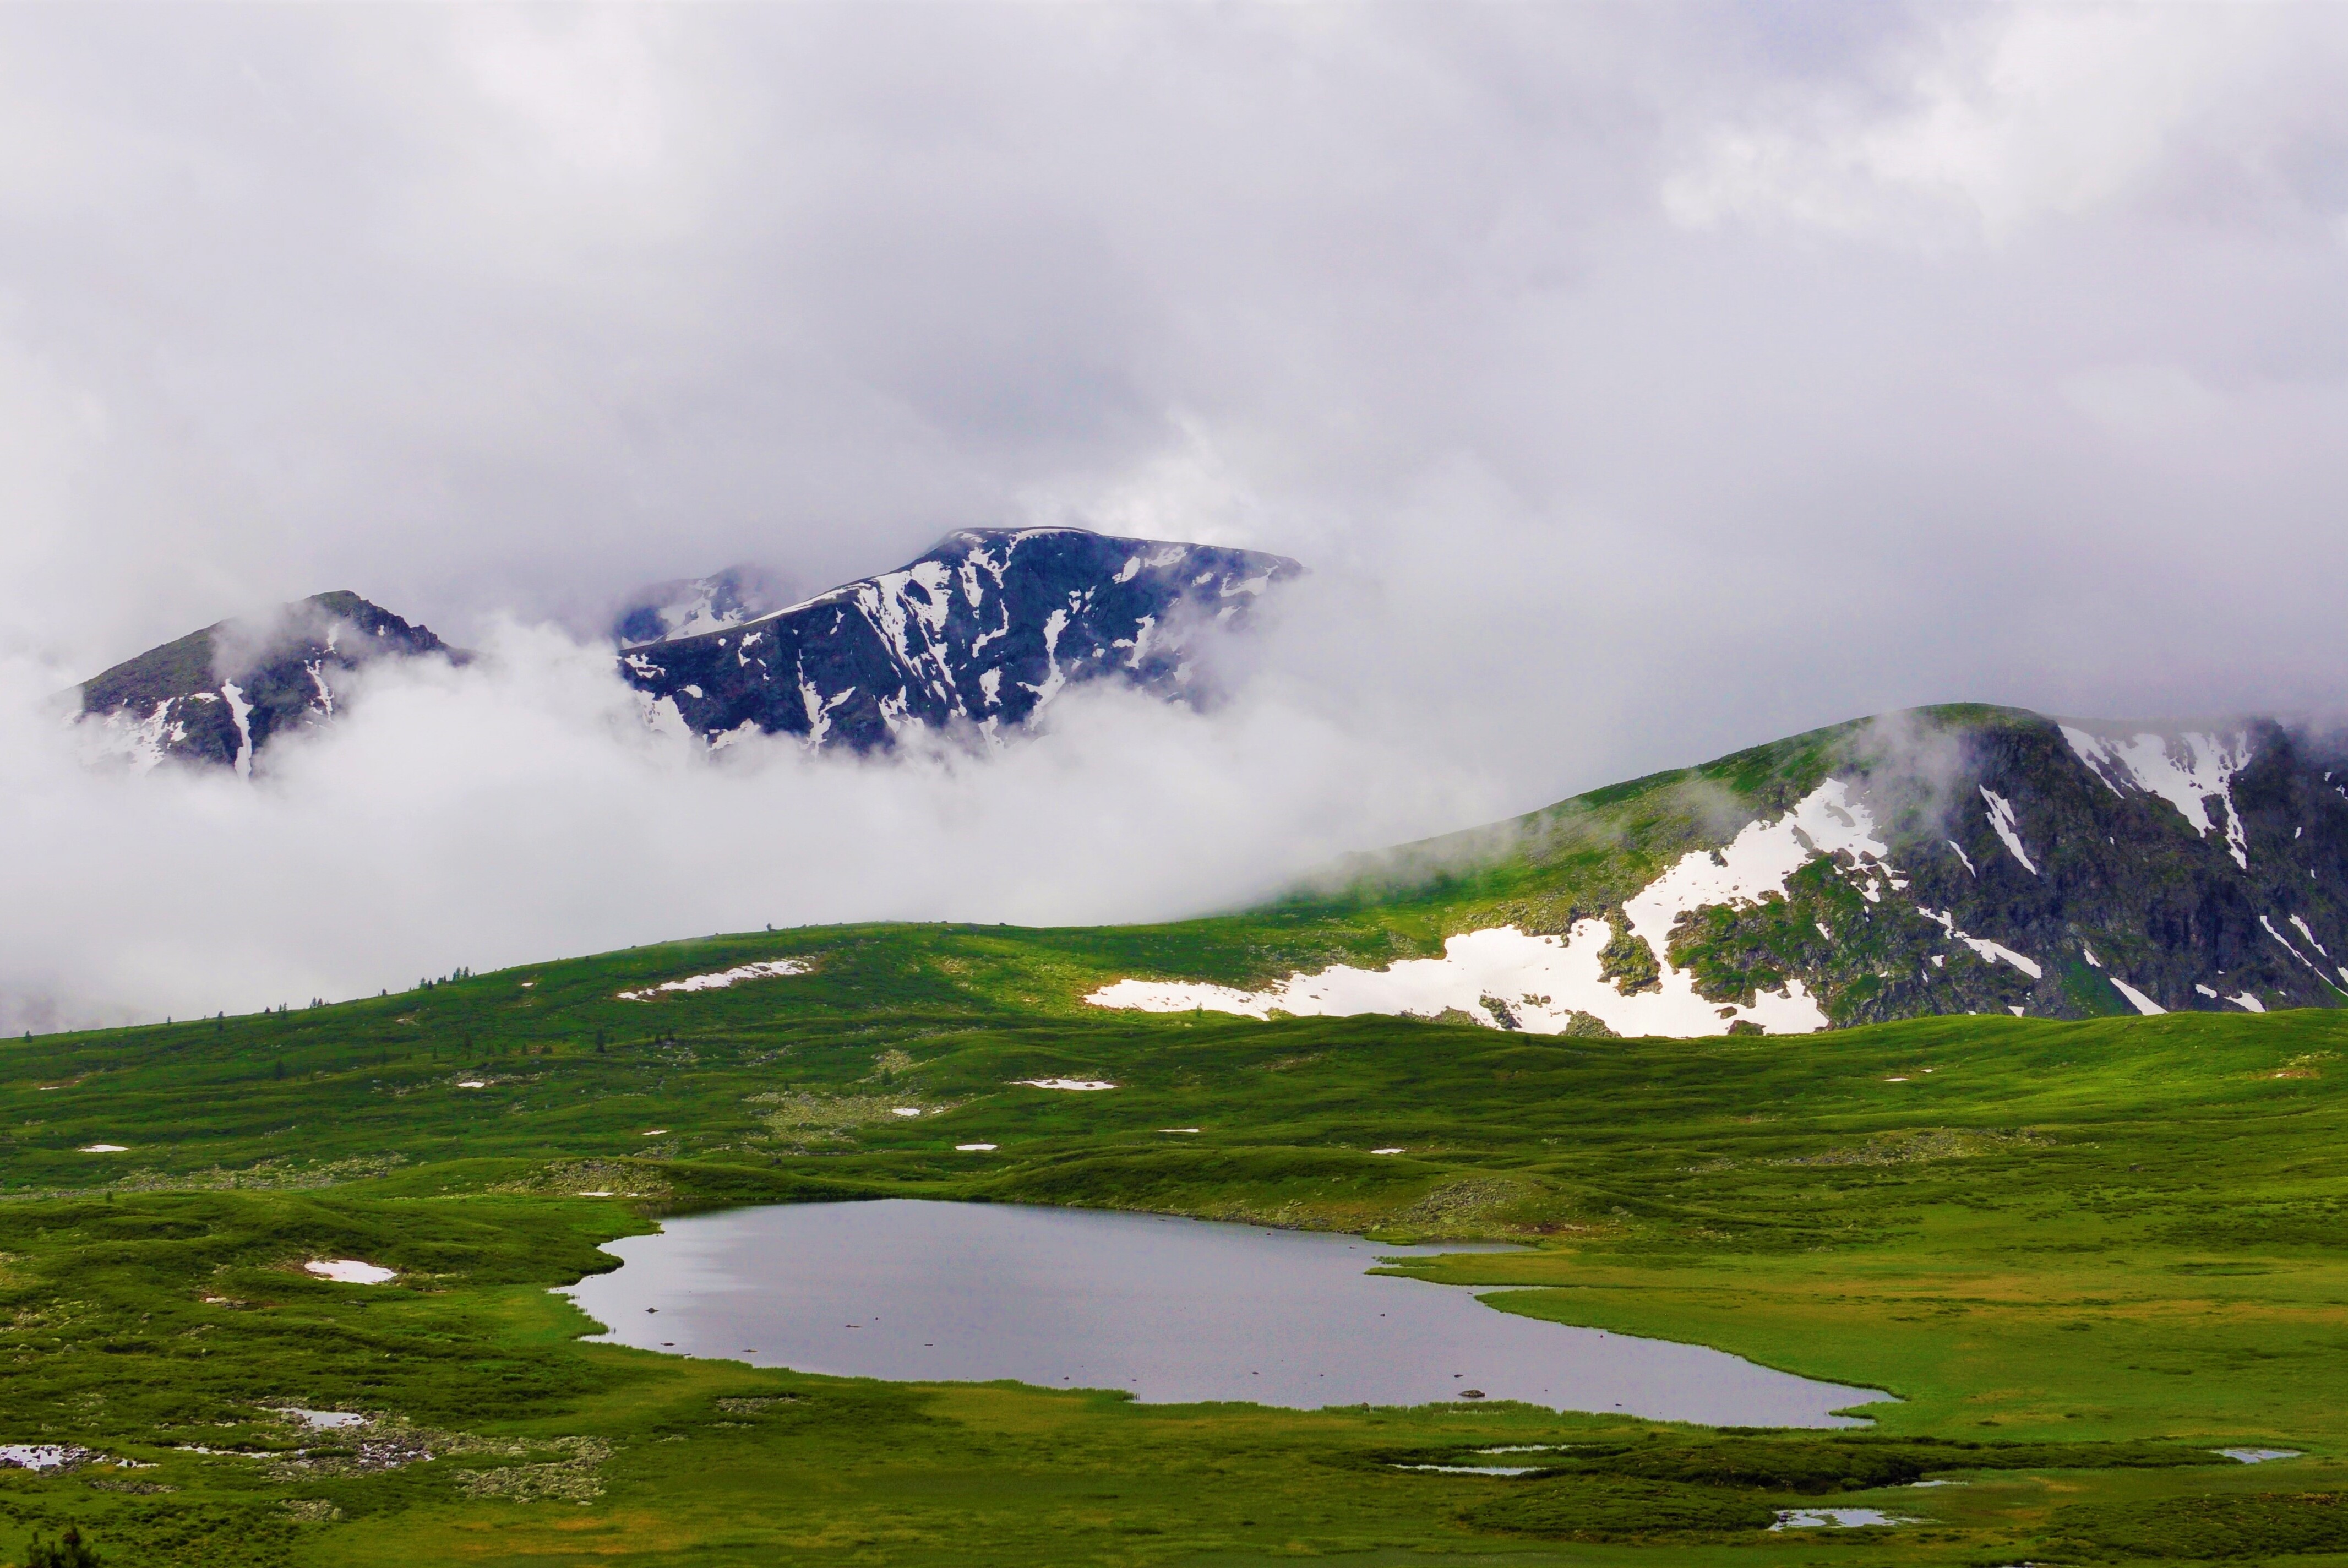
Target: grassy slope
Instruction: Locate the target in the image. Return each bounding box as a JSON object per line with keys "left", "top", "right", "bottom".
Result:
{"left": 4, "top": 923, "right": 2348, "bottom": 1564}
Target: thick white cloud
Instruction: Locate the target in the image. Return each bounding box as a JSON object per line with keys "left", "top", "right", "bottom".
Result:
{"left": 0, "top": 617, "right": 1502, "bottom": 1032}
{"left": 2, "top": 3, "right": 2346, "bottom": 1023}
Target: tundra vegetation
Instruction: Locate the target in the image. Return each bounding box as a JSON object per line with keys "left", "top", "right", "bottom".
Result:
{"left": 0, "top": 914, "right": 2343, "bottom": 1565}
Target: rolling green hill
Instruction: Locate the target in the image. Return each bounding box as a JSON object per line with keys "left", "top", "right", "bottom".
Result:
{"left": 4, "top": 905, "right": 2348, "bottom": 1565}
{"left": 8, "top": 705, "right": 2348, "bottom": 1564}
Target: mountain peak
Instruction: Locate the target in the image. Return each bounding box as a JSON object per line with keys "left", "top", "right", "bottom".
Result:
{"left": 620, "top": 526, "right": 1303, "bottom": 753}
{"left": 74, "top": 591, "right": 458, "bottom": 776}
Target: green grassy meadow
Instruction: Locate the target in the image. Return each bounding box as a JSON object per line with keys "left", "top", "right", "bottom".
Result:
{"left": 4, "top": 921, "right": 2346, "bottom": 1565}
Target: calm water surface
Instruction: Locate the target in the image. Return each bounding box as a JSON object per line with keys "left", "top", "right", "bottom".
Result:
{"left": 559, "top": 1200, "right": 1885, "bottom": 1427}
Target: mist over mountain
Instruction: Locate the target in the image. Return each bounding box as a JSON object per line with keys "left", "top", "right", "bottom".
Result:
{"left": 613, "top": 565, "right": 801, "bottom": 649}
{"left": 72, "top": 591, "right": 462, "bottom": 776}
{"left": 1089, "top": 707, "right": 2348, "bottom": 1035}
{"left": 65, "top": 527, "right": 1299, "bottom": 775}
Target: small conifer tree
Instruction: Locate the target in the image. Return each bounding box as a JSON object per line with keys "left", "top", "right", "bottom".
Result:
{"left": 27, "top": 1525, "right": 102, "bottom": 1566}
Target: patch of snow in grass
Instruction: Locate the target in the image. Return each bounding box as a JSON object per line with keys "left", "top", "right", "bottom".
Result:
{"left": 305, "top": 1260, "right": 396, "bottom": 1284}
{"left": 891, "top": 1108, "right": 923, "bottom": 1117}
{"left": 954, "top": 1143, "right": 997, "bottom": 1152}
{"left": 617, "top": 959, "right": 809, "bottom": 1001}
{"left": 0, "top": 1445, "right": 96, "bottom": 1471}
{"left": 1086, "top": 780, "right": 1903, "bottom": 1038}
{"left": 643, "top": 1129, "right": 669, "bottom": 1135}
{"left": 80, "top": 1143, "right": 127, "bottom": 1152}
{"left": 1370, "top": 1147, "right": 1405, "bottom": 1155}
{"left": 456, "top": 1080, "right": 487, "bottom": 1088}
{"left": 1016, "top": 1079, "right": 1117, "bottom": 1091}
{"left": 1158, "top": 1128, "right": 1201, "bottom": 1134}
{"left": 2110, "top": 978, "right": 2166, "bottom": 1016}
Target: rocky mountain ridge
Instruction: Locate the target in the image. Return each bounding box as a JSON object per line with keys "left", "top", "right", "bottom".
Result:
{"left": 73, "top": 591, "right": 460, "bottom": 775}
{"left": 619, "top": 527, "right": 1303, "bottom": 753}
{"left": 1088, "top": 706, "right": 2348, "bottom": 1033}
{"left": 68, "top": 527, "right": 1302, "bottom": 770}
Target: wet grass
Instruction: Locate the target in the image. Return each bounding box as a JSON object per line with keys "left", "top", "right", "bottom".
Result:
{"left": 3, "top": 922, "right": 2347, "bottom": 1563}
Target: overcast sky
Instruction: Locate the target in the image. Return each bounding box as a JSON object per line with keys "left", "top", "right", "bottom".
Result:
{"left": 5, "top": 4, "right": 2347, "bottom": 1025}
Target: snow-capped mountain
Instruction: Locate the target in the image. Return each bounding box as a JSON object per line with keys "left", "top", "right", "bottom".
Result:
{"left": 620, "top": 527, "right": 1303, "bottom": 753}
{"left": 68, "top": 529, "right": 1301, "bottom": 772}
{"left": 612, "top": 564, "right": 799, "bottom": 649}
{"left": 1089, "top": 707, "right": 2348, "bottom": 1034}
{"left": 73, "top": 591, "right": 460, "bottom": 775}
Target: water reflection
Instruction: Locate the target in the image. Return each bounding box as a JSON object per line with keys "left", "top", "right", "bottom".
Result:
{"left": 559, "top": 1199, "right": 1884, "bottom": 1426}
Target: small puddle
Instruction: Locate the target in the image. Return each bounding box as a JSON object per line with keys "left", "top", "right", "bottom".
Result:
{"left": 1393, "top": 1463, "right": 1540, "bottom": 1476}
{"left": 1772, "top": 1507, "right": 1909, "bottom": 1530}
{"left": 2218, "top": 1447, "right": 2303, "bottom": 1463}
{"left": 276, "top": 1409, "right": 367, "bottom": 1430}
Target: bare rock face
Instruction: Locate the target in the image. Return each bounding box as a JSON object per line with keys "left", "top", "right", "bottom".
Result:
{"left": 1269, "top": 705, "right": 2348, "bottom": 1031}
{"left": 73, "top": 591, "right": 460, "bottom": 776}
{"left": 1592, "top": 712, "right": 2348, "bottom": 1022}
{"left": 70, "top": 527, "right": 1302, "bottom": 774}
{"left": 617, "top": 527, "right": 1304, "bottom": 753}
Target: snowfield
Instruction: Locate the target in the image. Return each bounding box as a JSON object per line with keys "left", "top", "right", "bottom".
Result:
{"left": 617, "top": 959, "right": 810, "bottom": 1001}
{"left": 2063, "top": 726, "right": 2252, "bottom": 869}
{"left": 1087, "top": 779, "right": 1952, "bottom": 1038}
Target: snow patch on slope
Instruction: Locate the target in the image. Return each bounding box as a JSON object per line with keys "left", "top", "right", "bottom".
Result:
{"left": 1979, "top": 787, "right": 2038, "bottom": 874}
{"left": 2062, "top": 726, "right": 2252, "bottom": 869}
{"left": 1086, "top": 779, "right": 1900, "bottom": 1038}
{"left": 616, "top": 959, "right": 810, "bottom": 1001}
{"left": 220, "top": 683, "right": 254, "bottom": 780}
{"left": 1914, "top": 906, "right": 2043, "bottom": 979}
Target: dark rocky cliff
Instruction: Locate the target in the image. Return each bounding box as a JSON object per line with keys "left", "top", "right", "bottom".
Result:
{"left": 618, "top": 527, "right": 1302, "bottom": 753}
{"left": 75, "top": 591, "right": 457, "bottom": 775}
